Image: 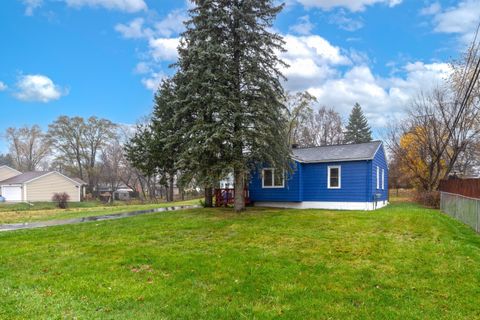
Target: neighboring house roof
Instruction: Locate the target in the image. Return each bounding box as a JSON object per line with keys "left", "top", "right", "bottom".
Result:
{"left": 0, "top": 171, "right": 50, "bottom": 184}
{"left": 292, "top": 141, "right": 383, "bottom": 163}
{"left": 0, "top": 171, "right": 84, "bottom": 186}
{"left": 0, "top": 165, "right": 22, "bottom": 174}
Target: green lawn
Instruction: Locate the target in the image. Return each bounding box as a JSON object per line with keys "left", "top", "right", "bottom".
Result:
{"left": 0, "top": 200, "right": 103, "bottom": 212}
{"left": 1, "top": 202, "right": 480, "bottom": 319}
{"left": 0, "top": 199, "right": 201, "bottom": 224}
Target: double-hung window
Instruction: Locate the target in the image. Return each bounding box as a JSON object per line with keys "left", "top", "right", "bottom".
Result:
{"left": 376, "top": 166, "right": 380, "bottom": 189}
{"left": 382, "top": 169, "right": 385, "bottom": 190}
{"left": 328, "top": 166, "right": 341, "bottom": 189}
{"left": 262, "top": 168, "right": 285, "bottom": 188}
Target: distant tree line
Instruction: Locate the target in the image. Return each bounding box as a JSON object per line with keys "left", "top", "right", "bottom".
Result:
{"left": 0, "top": 116, "right": 185, "bottom": 202}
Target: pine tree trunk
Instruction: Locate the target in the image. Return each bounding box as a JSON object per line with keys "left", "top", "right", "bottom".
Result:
{"left": 204, "top": 186, "right": 213, "bottom": 207}
{"left": 232, "top": 1, "right": 245, "bottom": 213}
{"left": 168, "top": 174, "right": 174, "bottom": 202}
{"left": 234, "top": 169, "right": 245, "bottom": 212}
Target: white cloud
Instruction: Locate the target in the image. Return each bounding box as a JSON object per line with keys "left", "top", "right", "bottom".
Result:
{"left": 22, "top": 0, "right": 147, "bottom": 14}
{"left": 115, "top": 9, "right": 187, "bottom": 39}
{"left": 280, "top": 35, "right": 350, "bottom": 90}
{"left": 131, "top": 32, "right": 450, "bottom": 127}
{"left": 154, "top": 9, "right": 188, "bottom": 37}
{"left": 280, "top": 34, "right": 450, "bottom": 127}
{"left": 329, "top": 9, "right": 364, "bottom": 31}
{"left": 423, "top": 0, "right": 480, "bottom": 44}
{"left": 0, "top": 81, "right": 7, "bottom": 91}
{"left": 21, "top": 0, "right": 43, "bottom": 16}
{"left": 282, "top": 35, "right": 350, "bottom": 65}
{"left": 295, "top": 0, "right": 402, "bottom": 12}
{"left": 114, "top": 7, "right": 188, "bottom": 90}
{"left": 65, "top": 0, "right": 147, "bottom": 12}
{"left": 141, "top": 71, "right": 166, "bottom": 91}
{"left": 306, "top": 62, "right": 450, "bottom": 127}
{"left": 420, "top": 2, "right": 441, "bottom": 16}
{"left": 115, "top": 18, "right": 153, "bottom": 39}
{"left": 14, "top": 74, "right": 67, "bottom": 103}
{"left": 134, "top": 62, "right": 151, "bottom": 74}
{"left": 148, "top": 37, "right": 180, "bottom": 61}
{"left": 290, "top": 16, "right": 315, "bottom": 35}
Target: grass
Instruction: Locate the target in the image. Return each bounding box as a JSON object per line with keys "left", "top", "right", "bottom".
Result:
{"left": 1, "top": 201, "right": 480, "bottom": 319}
{"left": 0, "top": 199, "right": 201, "bottom": 224}
{"left": 389, "top": 188, "right": 416, "bottom": 203}
{"left": 0, "top": 201, "right": 103, "bottom": 212}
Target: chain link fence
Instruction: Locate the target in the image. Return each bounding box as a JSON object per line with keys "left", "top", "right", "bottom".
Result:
{"left": 440, "top": 192, "right": 480, "bottom": 233}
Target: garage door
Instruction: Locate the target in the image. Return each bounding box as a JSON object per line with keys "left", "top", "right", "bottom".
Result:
{"left": 2, "top": 186, "right": 22, "bottom": 202}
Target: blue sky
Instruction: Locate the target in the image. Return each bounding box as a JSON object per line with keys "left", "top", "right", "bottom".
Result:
{"left": 0, "top": 0, "right": 479, "bottom": 152}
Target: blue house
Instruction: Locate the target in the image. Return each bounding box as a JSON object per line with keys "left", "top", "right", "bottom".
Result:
{"left": 249, "top": 141, "right": 388, "bottom": 210}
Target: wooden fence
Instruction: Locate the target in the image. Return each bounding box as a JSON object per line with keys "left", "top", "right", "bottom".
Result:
{"left": 439, "top": 178, "right": 480, "bottom": 199}
{"left": 439, "top": 178, "right": 480, "bottom": 233}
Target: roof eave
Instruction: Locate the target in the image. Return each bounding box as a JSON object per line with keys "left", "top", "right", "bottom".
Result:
{"left": 293, "top": 157, "right": 374, "bottom": 163}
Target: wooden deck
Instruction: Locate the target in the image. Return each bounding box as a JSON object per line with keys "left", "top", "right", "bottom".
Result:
{"left": 214, "top": 188, "right": 250, "bottom": 207}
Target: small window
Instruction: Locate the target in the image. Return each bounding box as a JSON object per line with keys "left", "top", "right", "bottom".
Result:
{"left": 328, "top": 166, "right": 341, "bottom": 189}
{"left": 376, "top": 166, "right": 380, "bottom": 189}
{"left": 262, "top": 168, "right": 284, "bottom": 188}
{"left": 382, "top": 169, "right": 385, "bottom": 190}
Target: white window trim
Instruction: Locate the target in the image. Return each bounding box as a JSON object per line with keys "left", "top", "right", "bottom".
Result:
{"left": 382, "top": 169, "right": 385, "bottom": 190}
{"left": 262, "top": 168, "right": 285, "bottom": 189}
{"left": 376, "top": 166, "right": 380, "bottom": 189}
{"left": 327, "top": 165, "right": 341, "bottom": 189}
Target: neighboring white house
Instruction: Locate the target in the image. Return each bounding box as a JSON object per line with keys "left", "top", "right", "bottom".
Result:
{"left": 219, "top": 173, "right": 234, "bottom": 189}
{"left": 0, "top": 167, "right": 86, "bottom": 202}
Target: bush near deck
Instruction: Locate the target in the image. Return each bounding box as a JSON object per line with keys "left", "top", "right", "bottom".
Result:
{"left": 1, "top": 202, "right": 480, "bottom": 319}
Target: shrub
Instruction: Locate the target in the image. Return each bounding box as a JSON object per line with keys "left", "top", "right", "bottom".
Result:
{"left": 52, "top": 192, "right": 70, "bottom": 209}
{"left": 414, "top": 190, "right": 440, "bottom": 208}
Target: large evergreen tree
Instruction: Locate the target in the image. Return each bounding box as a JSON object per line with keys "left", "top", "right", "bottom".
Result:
{"left": 344, "top": 103, "right": 372, "bottom": 144}
{"left": 125, "top": 78, "right": 180, "bottom": 202}
{"left": 175, "top": 0, "right": 291, "bottom": 211}
{"left": 173, "top": 1, "right": 232, "bottom": 207}
{"left": 151, "top": 78, "right": 180, "bottom": 202}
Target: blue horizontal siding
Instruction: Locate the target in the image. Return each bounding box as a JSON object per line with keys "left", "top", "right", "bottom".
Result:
{"left": 301, "top": 161, "right": 369, "bottom": 202}
{"left": 370, "top": 144, "right": 389, "bottom": 201}
{"left": 249, "top": 163, "right": 301, "bottom": 202}
{"left": 249, "top": 143, "right": 389, "bottom": 204}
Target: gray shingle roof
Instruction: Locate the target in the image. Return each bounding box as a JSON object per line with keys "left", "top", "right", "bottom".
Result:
{"left": 0, "top": 171, "right": 51, "bottom": 184}
{"left": 292, "top": 141, "right": 382, "bottom": 163}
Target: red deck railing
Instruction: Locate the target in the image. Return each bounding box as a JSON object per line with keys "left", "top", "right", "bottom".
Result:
{"left": 214, "top": 188, "right": 250, "bottom": 207}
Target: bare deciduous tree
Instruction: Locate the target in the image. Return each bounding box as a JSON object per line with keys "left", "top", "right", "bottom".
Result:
{"left": 99, "top": 140, "right": 124, "bottom": 199}
{"left": 286, "top": 91, "right": 316, "bottom": 147}
{"left": 388, "top": 88, "right": 480, "bottom": 192}
{"left": 47, "top": 116, "right": 87, "bottom": 179}
{"left": 48, "top": 116, "right": 117, "bottom": 194}
{"left": 5, "top": 125, "right": 51, "bottom": 171}
{"left": 388, "top": 41, "right": 480, "bottom": 197}
{"left": 313, "top": 106, "right": 344, "bottom": 146}
{"left": 286, "top": 92, "right": 344, "bottom": 147}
